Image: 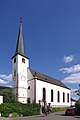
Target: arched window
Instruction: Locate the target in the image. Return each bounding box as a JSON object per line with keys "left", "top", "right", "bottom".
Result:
{"left": 43, "top": 88, "right": 46, "bottom": 102}
{"left": 51, "top": 89, "right": 53, "bottom": 102}
{"left": 67, "top": 93, "right": 69, "bottom": 103}
{"left": 63, "top": 92, "right": 65, "bottom": 102}
{"left": 57, "top": 91, "right": 60, "bottom": 102}
{"left": 22, "top": 58, "right": 25, "bottom": 63}
{"left": 27, "top": 97, "right": 31, "bottom": 104}
{"left": 28, "top": 86, "right": 30, "bottom": 90}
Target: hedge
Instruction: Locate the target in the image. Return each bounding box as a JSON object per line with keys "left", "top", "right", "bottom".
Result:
{"left": 0, "top": 103, "right": 40, "bottom": 117}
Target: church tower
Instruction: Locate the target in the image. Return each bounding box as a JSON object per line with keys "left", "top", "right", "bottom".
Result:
{"left": 12, "top": 20, "right": 29, "bottom": 103}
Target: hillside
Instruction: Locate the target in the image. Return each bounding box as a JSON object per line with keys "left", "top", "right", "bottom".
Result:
{"left": 0, "top": 86, "right": 12, "bottom": 91}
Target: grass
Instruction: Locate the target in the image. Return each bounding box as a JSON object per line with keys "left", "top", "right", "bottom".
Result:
{"left": 51, "top": 107, "right": 68, "bottom": 112}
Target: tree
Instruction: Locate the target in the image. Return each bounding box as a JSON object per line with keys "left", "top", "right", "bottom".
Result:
{"left": 0, "top": 89, "right": 17, "bottom": 103}
{"left": 75, "top": 84, "right": 80, "bottom": 106}
{"left": 75, "top": 84, "right": 80, "bottom": 101}
{"left": 75, "top": 100, "right": 80, "bottom": 106}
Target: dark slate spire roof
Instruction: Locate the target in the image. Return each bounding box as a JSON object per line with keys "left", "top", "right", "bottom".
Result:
{"left": 16, "top": 20, "right": 24, "bottom": 55}
{"left": 12, "top": 19, "right": 29, "bottom": 59}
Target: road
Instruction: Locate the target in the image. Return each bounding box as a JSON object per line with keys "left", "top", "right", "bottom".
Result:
{"left": 0, "top": 111, "right": 80, "bottom": 120}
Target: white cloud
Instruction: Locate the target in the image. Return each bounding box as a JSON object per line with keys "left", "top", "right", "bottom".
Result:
{"left": 62, "top": 72, "right": 80, "bottom": 84}
{"left": 0, "top": 78, "right": 8, "bottom": 84}
{"left": 71, "top": 89, "right": 79, "bottom": 100}
{"left": 63, "top": 55, "right": 74, "bottom": 63}
{"left": 71, "top": 89, "right": 77, "bottom": 95}
{"left": 6, "top": 85, "right": 12, "bottom": 88}
{"left": 0, "top": 74, "right": 12, "bottom": 81}
{"left": 60, "top": 64, "right": 80, "bottom": 84}
{"left": 0, "top": 74, "right": 12, "bottom": 85}
{"left": 60, "top": 64, "right": 80, "bottom": 73}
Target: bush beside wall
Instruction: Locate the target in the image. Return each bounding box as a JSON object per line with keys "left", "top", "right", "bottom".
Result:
{"left": 0, "top": 103, "right": 40, "bottom": 117}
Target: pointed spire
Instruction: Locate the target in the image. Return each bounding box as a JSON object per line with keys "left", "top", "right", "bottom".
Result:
{"left": 15, "top": 18, "right": 25, "bottom": 55}
{"left": 11, "top": 18, "right": 29, "bottom": 59}
{"left": 11, "top": 17, "right": 29, "bottom": 59}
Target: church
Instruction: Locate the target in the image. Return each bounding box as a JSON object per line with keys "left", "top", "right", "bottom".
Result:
{"left": 11, "top": 20, "right": 71, "bottom": 107}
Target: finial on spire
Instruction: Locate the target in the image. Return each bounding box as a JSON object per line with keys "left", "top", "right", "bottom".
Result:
{"left": 20, "top": 16, "right": 22, "bottom": 23}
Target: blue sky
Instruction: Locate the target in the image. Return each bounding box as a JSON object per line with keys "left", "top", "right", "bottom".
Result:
{"left": 0, "top": 0, "right": 80, "bottom": 99}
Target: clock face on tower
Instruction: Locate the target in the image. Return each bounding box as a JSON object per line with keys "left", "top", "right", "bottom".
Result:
{"left": 21, "top": 75, "right": 26, "bottom": 81}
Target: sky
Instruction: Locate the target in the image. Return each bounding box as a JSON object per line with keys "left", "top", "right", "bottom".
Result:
{"left": 0, "top": 0, "right": 80, "bottom": 100}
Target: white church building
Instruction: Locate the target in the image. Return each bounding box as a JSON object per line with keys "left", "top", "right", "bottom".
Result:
{"left": 12, "top": 20, "right": 71, "bottom": 107}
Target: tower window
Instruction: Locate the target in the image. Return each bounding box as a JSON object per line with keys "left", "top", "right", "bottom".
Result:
{"left": 14, "top": 58, "right": 16, "bottom": 63}
{"left": 22, "top": 58, "right": 25, "bottom": 63}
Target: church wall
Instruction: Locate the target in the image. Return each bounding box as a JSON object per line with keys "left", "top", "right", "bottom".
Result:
{"left": 27, "top": 69, "right": 35, "bottom": 103}
{"left": 36, "top": 80, "right": 71, "bottom": 107}
{"left": 12, "top": 54, "right": 29, "bottom": 103}
{"left": 12, "top": 55, "right": 29, "bottom": 89}
{"left": 0, "top": 96, "right": 3, "bottom": 104}
{"left": 17, "top": 55, "right": 29, "bottom": 75}
{"left": 27, "top": 80, "right": 34, "bottom": 103}
{"left": 27, "top": 69, "right": 33, "bottom": 80}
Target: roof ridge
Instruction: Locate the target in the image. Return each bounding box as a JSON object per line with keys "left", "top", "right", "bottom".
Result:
{"left": 28, "top": 68, "right": 71, "bottom": 90}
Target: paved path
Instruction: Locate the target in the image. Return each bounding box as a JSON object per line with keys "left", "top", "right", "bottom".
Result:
{"left": 0, "top": 112, "right": 80, "bottom": 120}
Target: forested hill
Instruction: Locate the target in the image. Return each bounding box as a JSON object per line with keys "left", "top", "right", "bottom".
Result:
{"left": 0, "top": 86, "right": 12, "bottom": 91}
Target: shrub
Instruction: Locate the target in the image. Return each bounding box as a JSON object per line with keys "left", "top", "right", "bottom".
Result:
{"left": 1, "top": 112, "right": 9, "bottom": 117}
{"left": 12, "top": 112, "right": 19, "bottom": 117}
{"left": 0, "top": 103, "right": 40, "bottom": 117}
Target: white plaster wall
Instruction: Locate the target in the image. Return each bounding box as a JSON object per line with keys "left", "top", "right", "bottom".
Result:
{"left": 0, "top": 96, "right": 3, "bottom": 104}
{"left": 36, "top": 80, "right": 71, "bottom": 107}
{"left": 27, "top": 68, "right": 34, "bottom": 103}
{"left": 12, "top": 55, "right": 29, "bottom": 88}
{"left": 18, "top": 98, "right": 27, "bottom": 103}
{"left": 17, "top": 73, "right": 27, "bottom": 88}
{"left": 12, "top": 54, "right": 29, "bottom": 103}
{"left": 17, "top": 55, "right": 29, "bottom": 78}
{"left": 18, "top": 88, "right": 27, "bottom": 98}
{"left": 27, "top": 68, "right": 33, "bottom": 80}
{"left": 27, "top": 80, "right": 34, "bottom": 103}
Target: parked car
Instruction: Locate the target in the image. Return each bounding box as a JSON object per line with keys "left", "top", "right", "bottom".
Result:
{"left": 75, "top": 105, "right": 80, "bottom": 115}
{"left": 65, "top": 107, "right": 75, "bottom": 116}
{"left": 65, "top": 106, "right": 80, "bottom": 116}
